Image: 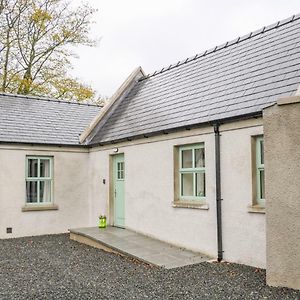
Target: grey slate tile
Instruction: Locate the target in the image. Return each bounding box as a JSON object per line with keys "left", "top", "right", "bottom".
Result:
{"left": 0, "top": 94, "right": 101, "bottom": 145}
{"left": 89, "top": 15, "right": 300, "bottom": 145}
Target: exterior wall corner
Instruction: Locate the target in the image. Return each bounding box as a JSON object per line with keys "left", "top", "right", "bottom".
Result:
{"left": 264, "top": 99, "right": 300, "bottom": 290}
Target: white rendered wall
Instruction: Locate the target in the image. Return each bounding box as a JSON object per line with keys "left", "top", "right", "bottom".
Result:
{"left": 264, "top": 99, "right": 300, "bottom": 290}
{"left": 0, "top": 145, "right": 90, "bottom": 239}
{"left": 220, "top": 123, "right": 266, "bottom": 267}
{"left": 0, "top": 119, "right": 266, "bottom": 267}
{"left": 89, "top": 118, "right": 266, "bottom": 267}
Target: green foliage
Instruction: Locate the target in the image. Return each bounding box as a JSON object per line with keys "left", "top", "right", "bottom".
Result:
{"left": 0, "top": 0, "right": 99, "bottom": 102}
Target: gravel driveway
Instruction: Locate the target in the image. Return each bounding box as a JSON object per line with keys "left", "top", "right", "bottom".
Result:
{"left": 0, "top": 234, "right": 299, "bottom": 300}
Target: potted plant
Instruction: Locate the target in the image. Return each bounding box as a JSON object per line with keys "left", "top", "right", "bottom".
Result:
{"left": 98, "top": 214, "right": 107, "bottom": 228}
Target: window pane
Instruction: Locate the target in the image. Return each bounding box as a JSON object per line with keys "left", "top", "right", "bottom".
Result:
{"left": 40, "top": 181, "right": 51, "bottom": 202}
{"left": 260, "top": 140, "right": 264, "bottom": 164}
{"left": 28, "top": 159, "right": 38, "bottom": 177}
{"left": 117, "top": 162, "right": 124, "bottom": 179}
{"left": 260, "top": 170, "right": 265, "bottom": 199}
{"left": 196, "top": 173, "right": 205, "bottom": 197}
{"left": 121, "top": 162, "right": 125, "bottom": 179}
{"left": 195, "top": 148, "right": 205, "bottom": 168}
{"left": 118, "top": 171, "right": 123, "bottom": 180}
{"left": 182, "top": 149, "right": 193, "bottom": 168}
{"left": 181, "top": 173, "right": 193, "bottom": 196}
{"left": 26, "top": 181, "right": 38, "bottom": 203}
{"left": 40, "top": 159, "right": 50, "bottom": 177}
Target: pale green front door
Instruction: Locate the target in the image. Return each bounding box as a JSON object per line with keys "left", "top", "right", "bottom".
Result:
{"left": 113, "top": 154, "right": 125, "bottom": 227}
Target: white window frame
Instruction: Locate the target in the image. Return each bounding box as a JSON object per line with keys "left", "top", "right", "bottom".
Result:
{"left": 178, "top": 143, "right": 206, "bottom": 202}
{"left": 25, "top": 156, "right": 54, "bottom": 205}
{"left": 256, "top": 136, "right": 265, "bottom": 206}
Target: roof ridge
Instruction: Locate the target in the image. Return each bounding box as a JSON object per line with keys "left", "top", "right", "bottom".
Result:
{"left": 140, "top": 13, "right": 300, "bottom": 81}
{"left": 0, "top": 92, "right": 101, "bottom": 107}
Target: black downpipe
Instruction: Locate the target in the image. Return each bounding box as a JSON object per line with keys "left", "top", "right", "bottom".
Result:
{"left": 214, "top": 123, "right": 223, "bottom": 262}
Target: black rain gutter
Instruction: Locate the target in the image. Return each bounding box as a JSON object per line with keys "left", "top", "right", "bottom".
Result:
{"left": 213, "top": 123, "right": 223, "bottom": 262}
{"left": 0, "top": 141, "right": 90, "bottom": 148}
{"left": 89, "top": 111, "right": 262, "bottom": 147}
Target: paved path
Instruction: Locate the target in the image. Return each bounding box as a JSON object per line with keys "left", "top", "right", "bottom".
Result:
{"left": 69, "top": 226, "right": 210, "bottom": 269}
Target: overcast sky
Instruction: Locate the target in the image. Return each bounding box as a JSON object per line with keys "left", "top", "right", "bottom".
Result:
{"left": 71, "top": 0, "right": 300, "bottom": 97}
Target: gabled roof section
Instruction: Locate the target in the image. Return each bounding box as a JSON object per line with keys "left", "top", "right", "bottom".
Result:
{"left": 89, "top": 14, "right": 300, "bottom": 145}
{"left": 80, "top": 67, "right": 145, "bottom": 144}
{"left": 0, "top": 93, "right": 101, "bottom": 146}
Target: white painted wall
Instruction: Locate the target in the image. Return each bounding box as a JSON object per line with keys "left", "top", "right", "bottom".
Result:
{"left": 0, "top": 145, "right": 90, "bottom": 239}
{"left": 88, "top": 118, "right": 266, "bottom": 268}
{"left": 221, "top": 124, "right": 266, "bottom": 267}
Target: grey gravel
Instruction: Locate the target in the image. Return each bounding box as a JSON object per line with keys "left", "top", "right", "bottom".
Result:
{"left": 0, "top": 234, "right": 299, "bottom": 300}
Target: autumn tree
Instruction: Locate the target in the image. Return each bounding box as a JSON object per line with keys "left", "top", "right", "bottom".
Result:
{"left": 0, "top": 0, "right": 98, "bottom": 101}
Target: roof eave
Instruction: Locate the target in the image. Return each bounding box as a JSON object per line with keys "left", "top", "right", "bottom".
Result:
{"left": 89, "top": 111, "right": 263, "bottom": 147}
{"left": 0, "top": 141, "right": 90, "bottom": 148}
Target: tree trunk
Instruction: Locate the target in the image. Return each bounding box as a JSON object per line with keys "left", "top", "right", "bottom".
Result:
{"left": 17, "top": 68, "right": 32, "bottom": 95}
{"left": 2, "top": 30, "right": 11, "bottom": 92}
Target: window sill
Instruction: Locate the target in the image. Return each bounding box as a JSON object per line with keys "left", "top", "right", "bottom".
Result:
{"left": 22, "top": 204, "right": 58, "bottom": 212}
{"left": 172, "top": 201, "right": 209, "bottom": 210}
{"left": 247, "top": 205, "right": 265, "bottom": 214}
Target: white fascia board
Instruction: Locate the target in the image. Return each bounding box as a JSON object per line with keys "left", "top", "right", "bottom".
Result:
{"left": 295, "top": 84, "right": 300, "bottom": 96}
{"left": 79, "top": 66, "right": 145, "bottom": 144}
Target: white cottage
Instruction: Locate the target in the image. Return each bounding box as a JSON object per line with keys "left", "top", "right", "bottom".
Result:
{"left": 1, "top": 14, "right": 299, "bottom": 290}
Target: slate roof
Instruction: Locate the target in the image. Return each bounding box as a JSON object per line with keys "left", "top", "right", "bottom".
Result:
{"left": 0, "top": 93, "right": 101, "bottom": 145}
{"left": 89, "top": 14, "right": 300, "bottom": 145}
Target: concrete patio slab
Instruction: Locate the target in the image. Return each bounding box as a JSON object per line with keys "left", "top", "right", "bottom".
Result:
{"left": 69, "top": 226, "right": 210, "bottom": 269}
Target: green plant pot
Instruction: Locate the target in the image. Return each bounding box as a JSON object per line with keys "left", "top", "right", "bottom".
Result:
{"left": 99, "top": 216, "right": 107, "bottom": 228}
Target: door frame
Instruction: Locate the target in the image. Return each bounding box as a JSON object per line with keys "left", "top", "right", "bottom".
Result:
{"left": 109, "top": 153, "right": 125, "bottom": 228}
